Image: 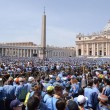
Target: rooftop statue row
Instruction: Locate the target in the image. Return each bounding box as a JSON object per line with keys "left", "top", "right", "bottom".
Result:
{"left": 76, "top": 20, "right": 110, "bottom": 38}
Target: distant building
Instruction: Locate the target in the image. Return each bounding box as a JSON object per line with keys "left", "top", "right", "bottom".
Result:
{"left": 0, "top": 42, "right": 75, "bottom": 58}
{"left": 75, "top": 20, "right": 110, "bottom": 57}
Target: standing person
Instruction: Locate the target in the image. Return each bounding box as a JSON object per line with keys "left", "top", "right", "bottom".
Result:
{"left": 92, "top": 79, "right": 100, "bottom": 94}
{"left": 70, "top": 77, "right": 79, "bottom": 98}
{"left": 84, "top": 79, "right": 98, "bottom": 109}
{"left": 3, "top": 77, "right": 16, "bottom": 110}
{"left": 102, "top": 79, "right": 110, "bottom": 104}
{"left": 77, "top": 95, "right": 91, "bottom": 110}
{"left": 27, "top": 76, "right": 35, "bottom": 92}
{"left": 43, "top": 86, "right": 54, "bottom": 103}
{"left": 46, "top": 85, "right": 63, "bottom": 110}
{"left": 15, "top": 77, "right": 28, "bottom": 102}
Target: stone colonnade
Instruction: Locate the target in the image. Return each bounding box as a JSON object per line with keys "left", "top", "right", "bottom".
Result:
{"left": 0, "top": 47, "right": 38, "bottom": 57}
{"left": 76, "top": 42, "right": 110, "bottom": 56}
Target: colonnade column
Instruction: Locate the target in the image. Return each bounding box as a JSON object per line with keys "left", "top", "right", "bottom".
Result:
{"left": 93, "top": 43, "right": 95, "bottom": 56}
{"left": 81, "top": 44, "right": 84, "bottom": 56}
{"left": 97, "top": 43, "right": 99, "bottom": 56}
{"left": 108, "top": 43, "right": 110, "bottom": 56}
{"left": 27, "top": 49, "right": 29, "bottom": 57}
{"left": 92, "top": 43, "right": 94, "bottom": 56}
{"left": 18, "top": 49, "right": 19, "bottom": 57}
{"left": 102, "top": 43, "right": 104, "bottom": 56}
{"left": 86, "top": 43, "right": 88, "bottom": 56}
{"left": 2, "top": 48, "right": 3, "bottom": 56}
{"left": 5, "top": 48, "right": 7, "bottom": 56}
{"left": 30, "top": 49, "right": 32, "bottom": 57}
{"left": 76, "top": 45, "right": 78, "bottom": 56}
{"left": 106, "top": 42, "right": 108, "bottom": 56}
{"left": 21, "top": 49, "right": 23, "bottom": 57}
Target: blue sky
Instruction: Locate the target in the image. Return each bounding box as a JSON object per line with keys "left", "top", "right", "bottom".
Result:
{"left": 0, "top": 0, "right": 110, "bottom": 47}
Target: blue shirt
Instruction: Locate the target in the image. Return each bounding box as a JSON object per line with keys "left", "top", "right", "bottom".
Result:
{"left": 84, "top": 87, "right": 98, "bottom": 108}
{"left": 104, "top": 85, "right": 110, "bottom": 98}
{"left": 46, "top": 96, "right": 58, "bottom": 110}
{"left": 44, "top": 94, "right": 52, "bottom": 103}
{"left": 92, "top": 87, "right": 100, "bottom": 94}
{"left": 0, "top": 87, "right": 4, "bottom": 100}
{"left": 15, "top": 84, "right": 28, "bottom": 100}
{"left": 26, "top": 83, "right": 32, "bottom": 92}
{"left": 70, "top": 83, "right": 79, "bottom": 95}
{"left": 38, "top": 102, "right": 50, "bottom": 110}
{"left": 3, "top": 85, "right": 16, "bottom": 100}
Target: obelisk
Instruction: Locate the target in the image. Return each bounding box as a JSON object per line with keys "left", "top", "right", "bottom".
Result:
{"left": 40, "top": 8, "right": 46, "bottom": 60}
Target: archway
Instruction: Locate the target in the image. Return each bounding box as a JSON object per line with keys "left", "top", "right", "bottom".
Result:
{"left": 78, "top": 49, "right": 81, "bottom": 56}
{"left": 99, "top": 50, "right": 102, "bottom": 56}
{"left": 89, "top": 51, "right": 92, "bottom": 56}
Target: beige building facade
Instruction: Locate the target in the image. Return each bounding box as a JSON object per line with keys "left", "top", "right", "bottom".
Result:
{"left": 75, "top": 20, "right": 110, "bottom": 57}
{"left": 0, "top": 42, "right": 75, "bottom": 58}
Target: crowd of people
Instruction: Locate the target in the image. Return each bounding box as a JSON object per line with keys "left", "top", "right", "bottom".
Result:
{"left": 0, "top": 56, "right": 110, "bottom": 110}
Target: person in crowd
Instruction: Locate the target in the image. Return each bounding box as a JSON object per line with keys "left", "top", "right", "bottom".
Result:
{"left": 43, "top": 86, "right": 54, "bottom": 103}
{"left": 24, "top": 82, "right": 38, "bottom": 106}
{"left": 67, "top": 100, "right": 79, "bottom": 110}
{"left": 70, "top": 77, "right": 79, "bottom": 98}
{"left": 15, "top": 77, "right": 28, "bottom": 102}
{"left": 102, "top": 79, "right": 110, "bottom": 104}
{"left": 56, "top": 99, "right": 66, "bottom": 110}
{"left": 77, "top": 95, "right": 90, "bottom": 110}
{"left": 98, "top": 78, "right": 104, "bottom": 93}
{"left": 48, "top": 75, "right": 55, "bottom": 84}
{"left": 3, "top": 77, "right": 16, "bottom": 110}
{"left": 53, "top": 76, "right": 63, "bottom": 87}
{"left": 13, "top": 77, "right": 20, "bottom": 86}
{"left": 92, "top": 78, "right": 100, "bottom": 94}
{"left": 97, "top": 94, "right": 110, "bottom": 110}
{"left": 27, "top": 95, "right": 40, "bottom": 110}
{"left": 74, "top": 87, "right": 84, "bottom": 104}
{"left": 27, "top": 94, "right": 49, "bottom": 110}
{"left": 46, "top": 85, "right": 63, "bottom": 110}
{"left": 26, "top": 76, "right": 35, "bottom": 92}
{"left": 10, "top": 99, "right": 23, "bottom": 110}
{"left": 84, "top": 79, "right": 98, "bottom": 109}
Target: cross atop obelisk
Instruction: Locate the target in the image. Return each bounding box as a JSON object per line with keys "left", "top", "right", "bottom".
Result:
{"left": 40, "top": 8, "right": 46, "bottom": 60}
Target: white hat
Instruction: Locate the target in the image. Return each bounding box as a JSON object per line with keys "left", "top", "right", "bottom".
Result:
{"left": 77, "top": 95, "right": 88, "bottom": 104}
{"left": 62, "top": 77, "right": 67, "bottom": 81}
{"left": 0, "top": 78, "right": 2, "bottom": 81}
{"left": 96, "top": 71, "right": 99, "bottom": 76}
{"left": 49, "top": 75, "right": 53, "bottom": 78}
{"left": 28, "top": 77, "right": 34, "bottom": 82}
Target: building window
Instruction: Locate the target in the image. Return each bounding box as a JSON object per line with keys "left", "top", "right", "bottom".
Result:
{"left": 79, "top": 37, "right": 81, "bottom": 40}
{"left": 104, "top": 52, "right": 106, "bottom": 56}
